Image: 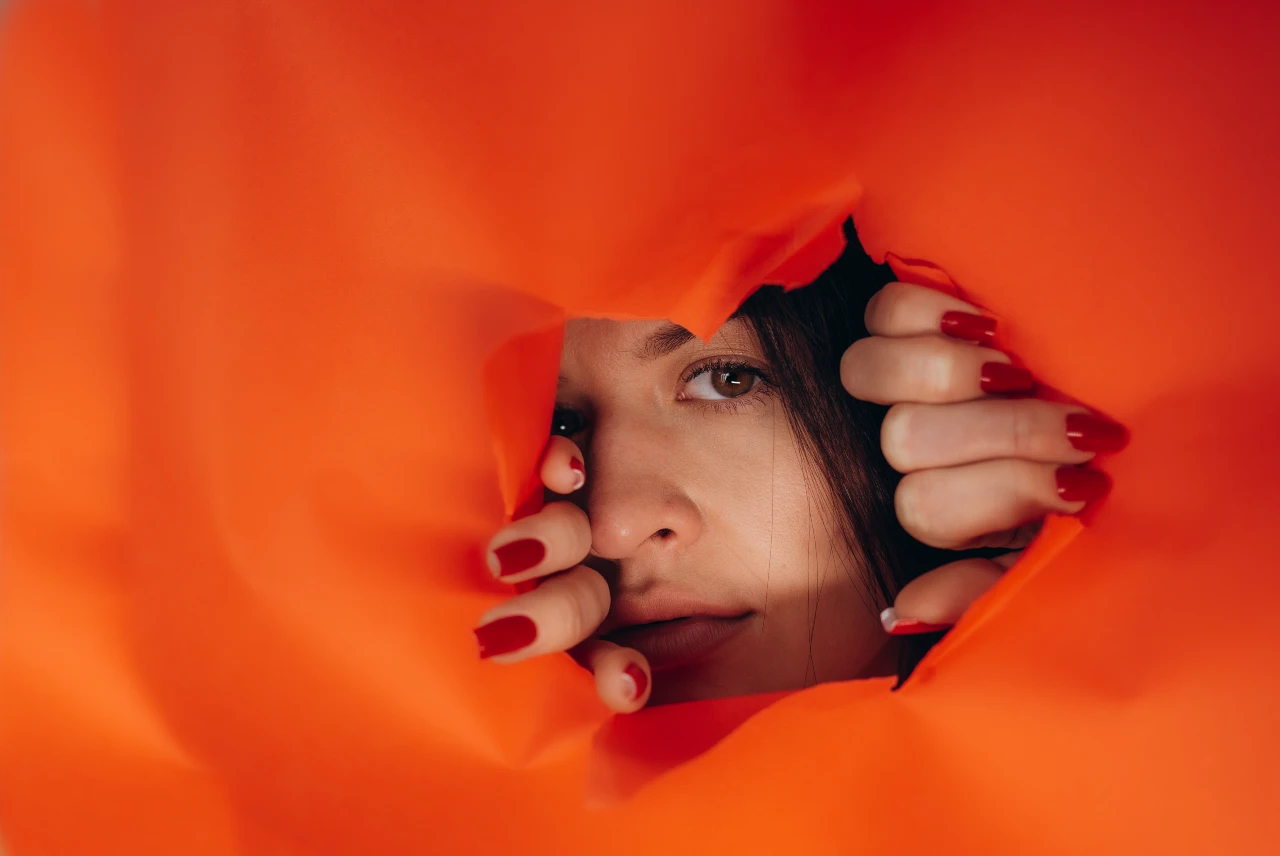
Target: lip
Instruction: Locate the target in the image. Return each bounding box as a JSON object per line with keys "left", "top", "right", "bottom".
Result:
{"left": 605, "top": 591, "right": 748, "bottom": 629}
{"left": 603, "top": 614, "right": 753, "bottom": 670}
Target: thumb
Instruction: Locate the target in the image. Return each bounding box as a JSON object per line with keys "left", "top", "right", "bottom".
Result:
{"left": 881, "top": 553, "right": 1019, "bottom": 635}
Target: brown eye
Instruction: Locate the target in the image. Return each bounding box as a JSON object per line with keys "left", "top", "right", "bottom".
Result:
{"left": 710, "top": 369, "right": 756, "bottom": 398}
{"left": 681, "top": 360, "right": 768, "bottom": 402}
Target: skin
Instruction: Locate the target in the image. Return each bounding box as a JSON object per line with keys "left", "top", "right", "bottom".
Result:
{"left": 475, "top": 283, "right": 1126, "bottom": 711}
{"left": 554, "top": 314, "right": 896, "bottom": 704}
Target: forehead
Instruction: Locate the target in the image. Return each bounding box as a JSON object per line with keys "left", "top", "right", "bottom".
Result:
{"left": 564, "top": 317, "right": 669, "bottom": 351}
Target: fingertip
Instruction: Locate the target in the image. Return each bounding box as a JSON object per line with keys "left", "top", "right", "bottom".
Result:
{"left": 568, "top": 455, "right": 585, "bottom": 492}
{"left": 622, "top": 661, "right": 649, "bottom": 703}
{"left": 1065, "top": 412, "right": 1129, "bottom": 455}
{"left": 1055, "top": 465, "right": 1111, "bottom": 505}
{"left": 540, "top": 435, "right": 587, "bottom": 495}
{"left": 486, "top": 536, "right": 546, "bottom": 580}
{"left": 879, "top": 606, "right": 894, "bottom": 631}
{"left": 880, "top": 606, "right": 952, "bottom": 636}
{"left": 593, "top": 651, "right": 651, "bottom": 713}
{"left": 474, "top": 613, "right": 539, "bottom": 661}
{"left": 979, "top": 360, "right": 1035, "bottom": 395}
{"left": 610, "top": 661, "right": 650, "bottom": 713}
{"left": 863, "top": 281, "right": 986, "bottom": 338}
{"left": 891, "top": 559, "right": 1007, "bottom": 630}
{"left": 940, "top": 310, "right": 998, "bottom": 346}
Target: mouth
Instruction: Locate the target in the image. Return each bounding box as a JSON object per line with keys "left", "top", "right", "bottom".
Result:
{"left": 603, "top": 613, "right": 753, "bottom": 670}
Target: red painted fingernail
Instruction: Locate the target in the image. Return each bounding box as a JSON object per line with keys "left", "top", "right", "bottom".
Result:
{"left": 980, "top": 362, "right": 1035, "bottom": 394}
{"left": 1065, "top": 413, "right": 1129, "bottom": 454}
{"left": 623, "top": 663, "right": 649, "bottom": 702}
{"left": 1055, "top": 466, "right": 1112, "bottom": 503}
{"left": 568, "top": 457, "right": 585, "bottom": 491}
{"left": 492, "top": 538, "right": 545, "bottom": 578}
{"left": 940, "top": 311, "right": 997, "bottom": 345}
{"left": 474, "top": 615, "right": 537, "bottom": 659}
{"left": 880, "top": 608, "right": 952, "bottom": 636}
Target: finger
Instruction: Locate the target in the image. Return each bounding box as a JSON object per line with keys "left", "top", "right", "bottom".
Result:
{"left": 840, "top": 336, "right": 1033, "bottom": 406}
{"left": 896, "top": 460, "right": 1111, "bottom": 549}
{"left": 881, "top": 400, "right": 1129, "bottom": 473}
{"left": 573, "top": 638, "right": 652, "bottom": 713}
{"left": 540, "top": 435, "right": 586, "bottom": 495}
{"left": 474, "top": 565, "right": 610, "bottom": 663}
{"left": 864, "top": 281, "right": 997, "bottom": 344}
{"left": 880, "top": 554, "right": 1019, "bottom": 633}
{"left": 485, "top": 500, "right": 591, "bottom": 582}
{"left": 964, "top": 521, "right": 1042, "bottom": 551}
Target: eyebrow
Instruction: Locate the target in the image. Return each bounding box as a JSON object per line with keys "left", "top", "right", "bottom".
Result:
{"left": 633, "top": 322, "right": 697, "bottom": 361}
{"left": 556, "top": 321, "right": 699, "bottom": 386}
{"left": 635, "top": 303, "right": 754, "bottom": 361}
{"left": 557, "top": 312, "right": 755, "bottom": 384}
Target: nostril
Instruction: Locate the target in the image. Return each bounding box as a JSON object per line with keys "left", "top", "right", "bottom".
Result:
{"left": 656, "top": 528, "right": 674, "bottom": 539}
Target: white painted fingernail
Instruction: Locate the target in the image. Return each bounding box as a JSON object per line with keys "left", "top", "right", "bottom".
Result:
{"left": 569, "top": 457, "right": 585, "bottom": 492}
{"left": 622, "top": 662, "right": 649, "bottom": 703}
{"left": 880, "top": 606, "right": 953, "bottom": 636}
{"left": 880, "top": 607, "right": 897, "bottom": 633}
{"left": 618, "top": 670, "right": 637, "bottom": 702}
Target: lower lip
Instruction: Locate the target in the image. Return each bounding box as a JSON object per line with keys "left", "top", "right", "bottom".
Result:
{"left": 605, "top": 614, "right": 752, "bottom": 670}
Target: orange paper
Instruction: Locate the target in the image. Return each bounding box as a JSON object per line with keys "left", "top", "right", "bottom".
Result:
{"left": 2, "top": 1, "right": 1278, "bottom": 854}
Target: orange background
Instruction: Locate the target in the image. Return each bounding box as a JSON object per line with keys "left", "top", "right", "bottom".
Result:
{"left": 2, "top": 1, "right": 1278, "bottom": 853}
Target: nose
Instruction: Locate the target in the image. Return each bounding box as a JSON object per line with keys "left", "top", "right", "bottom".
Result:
{"left": 585, "top": 420, "right": 704, "bottom": 562}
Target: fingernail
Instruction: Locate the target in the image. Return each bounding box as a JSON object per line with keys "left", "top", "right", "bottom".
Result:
{"left": 980, "top": 362, "right": 1035, "bottom": 394}
{"left": 880, "top": 607, "right": 952, "bottom": 636}
{"left": 940, "top": 311, "right": 997, "bottom": 345}
{"left": 1055, "top": 466, "right": 1112, "bottom": 503}
{"left": 1065, "top": 413, "right": 1129, "bottom": 454}
{"left": 474, "top": 615, "right": 537, "bottom": 659}
{"left": 622, "top": 662, "right": 649, "bottom": 702}
{"left": 492, "top": 538, "right": 545, "bottom": 578}
{"left": 569, "top": 457, "right": 585, "bottom": 491}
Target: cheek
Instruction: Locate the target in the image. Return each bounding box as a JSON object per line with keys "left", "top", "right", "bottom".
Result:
{"left": 694, "top": 410, "right": 841, "bottom": 595}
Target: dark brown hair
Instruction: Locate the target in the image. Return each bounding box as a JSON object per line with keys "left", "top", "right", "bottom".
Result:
{"left": 736, "top": 220, "right": 953, "bottom": 678}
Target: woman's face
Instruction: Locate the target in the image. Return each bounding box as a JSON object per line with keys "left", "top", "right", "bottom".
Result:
{"left": 557, "top": 317, "right": 895, "bottom": 705}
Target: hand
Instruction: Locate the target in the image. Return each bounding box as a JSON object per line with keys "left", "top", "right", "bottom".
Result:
{"left": 472, "top": 436, "right": 652, "bottom": 712}
{"left": 841, "top": 282, "right": 1127, "bottom": 634}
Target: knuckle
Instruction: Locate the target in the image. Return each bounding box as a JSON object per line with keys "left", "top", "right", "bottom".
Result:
{"left": 839, "top": 338, "right": 874, "bottom": 397}
{"left": 894, "top": 472, "right": 933, "bottom": 542}
{"left": 550, "top": 569, "right": 608, "bottom": 641}
{"left": 866, "top": 282, "right": 914, "bottom": 331}
{"left": 562, "top": 500, "right": 593, "bottom": 538}
{"left": 1006, "top": 401, "right": 1056, "bottom": 460}
{"left": 880, "top": 404, "right": 917, "bottom": 471}
{"left": 543, "top": 502, "right": 592, "bottom": 557}
{"left": 915, "top": 338, "right": 961, "bottom": 399}
{"left": 547, "top": 585, "right": 588, "bottom": 642}
{"left": 1002, "top": 459, "right": 1044, "bottom": 509}
{"left": 1007, "top": 402, "right": 1036, "bottom": 459}
{"left": 897, "top": 470, "right": 967, "bottom": 548}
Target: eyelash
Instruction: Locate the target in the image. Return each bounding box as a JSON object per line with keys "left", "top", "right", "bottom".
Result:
{"left": 678, "top": 358, "right": 773, "bottom": 413}
{"left": 550, "top": 359, "right": 772, "bottom": 437}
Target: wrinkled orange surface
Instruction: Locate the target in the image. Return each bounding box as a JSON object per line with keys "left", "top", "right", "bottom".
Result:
{"left": 2, "top": 1, "right": 1279, "bottom": 854}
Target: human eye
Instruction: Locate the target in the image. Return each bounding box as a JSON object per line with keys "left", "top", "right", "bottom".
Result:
{"left": 678, "top": 359, "right": 772, "bottom": 407}
{"left": 550, "top": 405, "right": 588, "bottom": 437}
